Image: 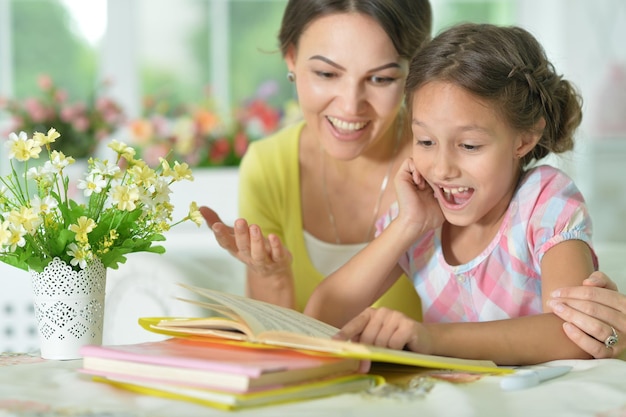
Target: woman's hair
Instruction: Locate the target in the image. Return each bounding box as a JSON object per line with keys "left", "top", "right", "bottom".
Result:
{"left": 405, "top": 23, "right": 583, "bottom": 166}
{"left": 278, "top": 0, "right": 432, "bottom": 62}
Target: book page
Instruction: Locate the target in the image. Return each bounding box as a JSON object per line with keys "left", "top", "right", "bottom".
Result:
{"left": 179, "top": 284, "right": 340, "bottom": 339}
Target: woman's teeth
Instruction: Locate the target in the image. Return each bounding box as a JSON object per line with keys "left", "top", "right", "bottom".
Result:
{"left": 327, "top": 116, "right": 367, "bottom": 131}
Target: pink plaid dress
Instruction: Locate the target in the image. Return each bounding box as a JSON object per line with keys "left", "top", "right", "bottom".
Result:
{"left": 376, "top": 165, "right": 598, "bottom": 323}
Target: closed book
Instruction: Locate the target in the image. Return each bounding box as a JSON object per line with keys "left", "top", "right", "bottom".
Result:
{"left": 80, "top": 338, "right": 368, "bottom": 393}
{"left": 92, "top": 373, "right": 381, "bottom": 411}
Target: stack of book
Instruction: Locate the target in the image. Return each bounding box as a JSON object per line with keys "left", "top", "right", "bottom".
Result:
{"left": 80, "top": 338, "right": 377, "bottom": 410}
{"left": 80, "top": 284, "right": 509, "bottom": 410}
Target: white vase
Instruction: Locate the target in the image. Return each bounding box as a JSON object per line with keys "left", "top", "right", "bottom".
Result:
{"left": 30, "top": 257, "right": 107, "bottom": 360}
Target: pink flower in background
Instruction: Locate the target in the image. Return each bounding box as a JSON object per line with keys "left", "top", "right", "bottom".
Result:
{"left": 0, "top": 74, "right": 126, "bottom": 158}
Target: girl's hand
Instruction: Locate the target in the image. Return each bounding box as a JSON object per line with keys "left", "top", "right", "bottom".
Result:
{"left": 548, "top": 271, "right": 625, "bottom": 359}
{"left": 200, "top": 206, "right": 293, "bottom": 277}
{"left": 394, "top": 158, "right": 444, "bottom": 234}
{"left": 333, "top": 307, "right": 431, "bottom": 353}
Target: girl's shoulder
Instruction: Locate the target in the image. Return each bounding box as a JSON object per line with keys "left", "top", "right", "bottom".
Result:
{"left": 517, "top": 165, "right": 581, "bottom": 202}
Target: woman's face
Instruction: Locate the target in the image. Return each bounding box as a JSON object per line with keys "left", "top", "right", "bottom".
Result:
{"left": 285, "top": 13, "right": 408, "bottom": 160}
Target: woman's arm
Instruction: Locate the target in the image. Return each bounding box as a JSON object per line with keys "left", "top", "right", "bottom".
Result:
{"left": 201, "top": 206, "right": 296, "bottom": 308}
{"left": 549, "top": 271, "right": 626, "bottom": 359}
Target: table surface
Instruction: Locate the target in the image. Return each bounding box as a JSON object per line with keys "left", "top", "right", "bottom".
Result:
{"left": 1, "top": 352, "right": 626, "bottom": 417}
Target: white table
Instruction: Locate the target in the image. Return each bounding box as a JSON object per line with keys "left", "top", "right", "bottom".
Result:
{"left": 1, "top": 353, "right": 625, "bottom": 416}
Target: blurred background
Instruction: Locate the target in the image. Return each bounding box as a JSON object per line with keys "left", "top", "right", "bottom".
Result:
{"left": 0, "top": 0, "right": 624, "bottom": 353}
{"left": 0, "top": 0, "right": 624, "bottom": 240}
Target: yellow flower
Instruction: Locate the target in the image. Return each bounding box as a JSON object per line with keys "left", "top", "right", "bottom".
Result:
{"left": 33, "top": 128, "right": 60, "bottom": 147}
{"left": 69, "top": 216, "right": 96, "bottom": 243}
{"left": 0, "top": 220, "right": 11, "bottom": 247}
{"left": 170, "top": 161, "right": 193, "bottom": 181}
{"left": 108, "top": 139, "right": 136, "bottom": 161}
{"left": 8, "top": 207, "right": 41, "bottom": 234}
{"left": 6, "top": 131, "right": 41, "bottom": 162}
{"left": 188, "top": 202, "right": 202, "bottom": 226}
{"left": 129, "top": 164, "right": 157, "bottom": 188}
{"left": 111, "top": 184, "right": 140, "bottom": 211}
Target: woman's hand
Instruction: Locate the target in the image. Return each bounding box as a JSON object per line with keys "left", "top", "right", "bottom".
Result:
{"left": 199, "top": 206, "right": 293, "bottom": 277}
{"left": 549, "top": 271, "right": 625, "bottom": 359}
{"left": 333, "top": 307, "right": 431, "bottom": 353}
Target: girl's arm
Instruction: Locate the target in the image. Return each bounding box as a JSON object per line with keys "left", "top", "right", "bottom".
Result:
{"left": 336, "top": 239, "right": 595, "bottom": 365}
{"left": 303, "top": 219, "right": 413, "bottom": 327}
{"left": 305, "top": 158, "right": 444, "bottom": 327}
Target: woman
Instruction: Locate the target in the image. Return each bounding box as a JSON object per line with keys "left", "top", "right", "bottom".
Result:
{"left": 201, "top": 0, "right": 625, "bottom": 360}
{"left": 202, "top": 0, "right": 433, "bottom": 321}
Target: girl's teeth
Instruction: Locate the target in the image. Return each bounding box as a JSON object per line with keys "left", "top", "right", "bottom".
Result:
{"left": 442, "top": 187, "right": 469, "bottom": 194}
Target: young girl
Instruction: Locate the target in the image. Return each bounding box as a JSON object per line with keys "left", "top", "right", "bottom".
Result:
{"left": 304, "top": 23, "right": 598, "bottom": 365}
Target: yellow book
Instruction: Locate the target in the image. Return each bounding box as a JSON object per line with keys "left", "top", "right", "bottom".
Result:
{"left": 93, "top": 373, "right": 382, "bottom": 411}
{"left": 140, "top": 284, "right": 511, "bottom": 375}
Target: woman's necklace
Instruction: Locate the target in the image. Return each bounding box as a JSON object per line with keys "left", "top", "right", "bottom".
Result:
{"left": 321, "top": 130, "right": 401, "bottom": 244}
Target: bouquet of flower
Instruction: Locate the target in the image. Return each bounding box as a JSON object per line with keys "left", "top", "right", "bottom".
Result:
{"left": 0, "top": 128, "right": 202, "bottom": 273}
{"left": 0, "top": 75, "right": 126, "bottom": 159}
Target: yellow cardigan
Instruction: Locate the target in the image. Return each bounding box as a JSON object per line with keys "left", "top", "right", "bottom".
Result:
{"left": 238, "top": 121, "right": 422, "bottom": 320}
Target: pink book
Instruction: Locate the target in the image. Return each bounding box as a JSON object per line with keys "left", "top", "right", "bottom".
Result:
{"left": 79, "top": 338, "right": 369, "bottom": 392}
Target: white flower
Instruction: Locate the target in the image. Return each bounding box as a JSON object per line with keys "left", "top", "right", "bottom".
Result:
{"left": 77, "top": 173, "right": 107, "bottom": 197}
{"left": 66, "top": 242, "right": 91, "bottom": 269}
{"left": 151, "top": 176, "right": 172, "bottom": 205}
{"left": 92, "top": 159, "right": 121, "bottom": 178}
{"left": 5, "top": 224, "right": 26, "bottom": 252}
{"left": 30, "top": 195, "right": 58, "bottom": 214}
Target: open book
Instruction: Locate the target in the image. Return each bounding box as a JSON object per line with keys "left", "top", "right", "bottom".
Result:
{"left": 140, "top": 284, "right": 510, "bottom": 375}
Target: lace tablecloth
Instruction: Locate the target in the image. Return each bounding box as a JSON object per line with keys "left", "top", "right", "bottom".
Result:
{"left": 1, "top": 353, "right": 626, "bottom": 417}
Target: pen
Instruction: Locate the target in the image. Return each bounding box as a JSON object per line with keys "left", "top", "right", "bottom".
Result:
{"left": 500, "top": 365, "right": 572, "bottom": 391}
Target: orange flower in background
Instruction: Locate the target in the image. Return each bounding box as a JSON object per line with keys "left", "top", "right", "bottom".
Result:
{"left": 128, "top": 119, "right": 155, "bottom": 145}
{"left": 195, "top": 109, "right": 220, "bottom": 135}
{"left": 125, "top": 82, "right": 293, "bottom": 168}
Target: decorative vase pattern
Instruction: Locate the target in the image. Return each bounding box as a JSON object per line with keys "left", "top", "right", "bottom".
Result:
{"left": 30, "top": 257, "right": 106, "bottom": 360}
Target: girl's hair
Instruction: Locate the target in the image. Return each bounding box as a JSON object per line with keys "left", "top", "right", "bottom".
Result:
{"left": 405, "top": 23, "right": 583, "bottom": 166}
{"left": 278, "top": 0, "right": 432, "bottom": 62}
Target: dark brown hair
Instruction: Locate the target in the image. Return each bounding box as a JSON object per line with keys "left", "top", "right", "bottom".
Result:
{"left": 278, "top": 0, "right": 432, "bottom": 62}
{"left": 405, "top": 23, "right": 583, "bottom": 166}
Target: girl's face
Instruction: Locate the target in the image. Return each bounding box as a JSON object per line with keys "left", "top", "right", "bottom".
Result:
{"left": 410, "top": 81, "right": 537, "bottom": 228}
{"left": 285, "top": 13, "right": 408, "bottom": 160}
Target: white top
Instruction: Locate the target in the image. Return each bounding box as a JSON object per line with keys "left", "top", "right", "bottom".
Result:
{"left": 303, "top": 231, "right": 366, "bottom": 276}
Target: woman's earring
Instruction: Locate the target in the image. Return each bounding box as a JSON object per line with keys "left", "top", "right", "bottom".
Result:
{"left": 287, "top": 71, "right": 296, "bottom": 83}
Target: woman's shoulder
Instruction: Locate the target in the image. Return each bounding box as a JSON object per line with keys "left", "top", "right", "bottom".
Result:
{"left": 246, "top": 120, "right": 305, "bottom": 156}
